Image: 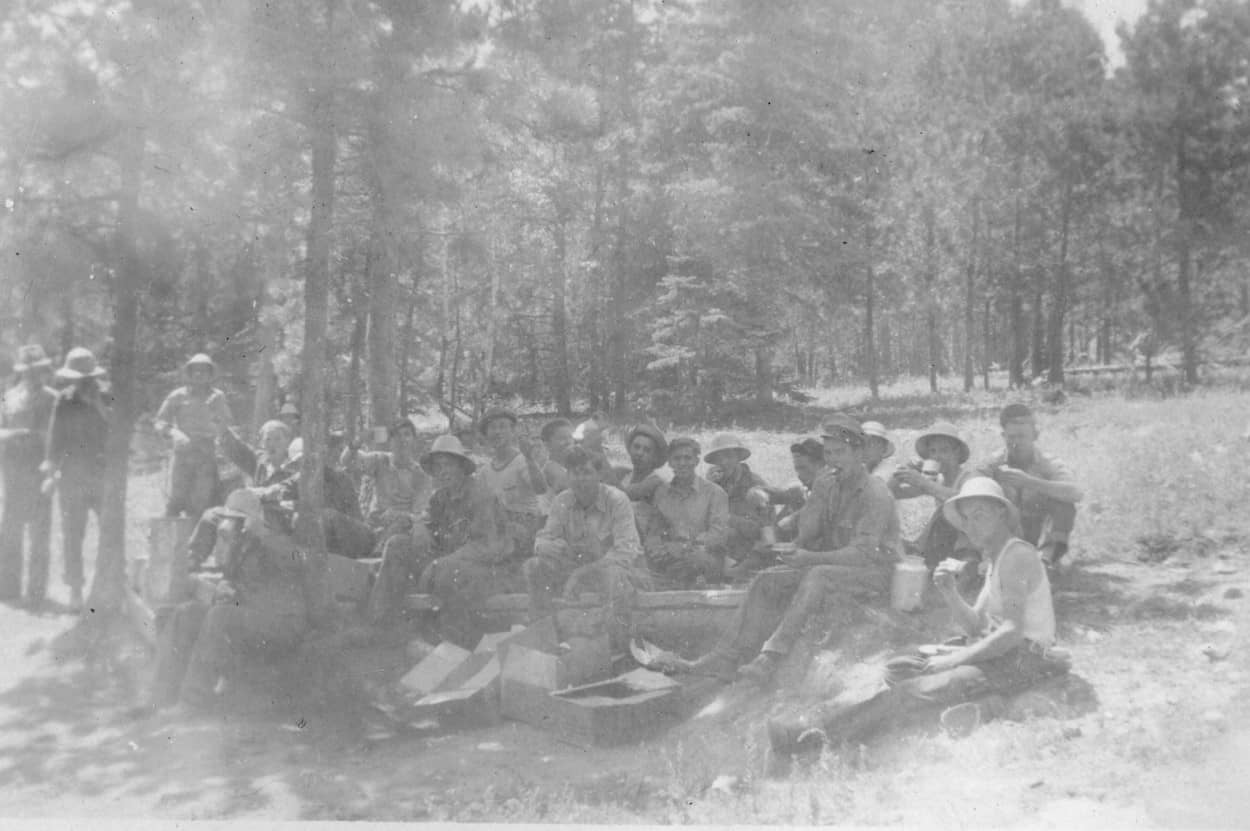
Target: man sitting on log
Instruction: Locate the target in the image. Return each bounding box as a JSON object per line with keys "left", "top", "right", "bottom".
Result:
{"left": 669, "top": 416, "right": 900, "bottom": 685}
{"left": 525, "top": 446, "right": 649, "bottom": 660}
{"left": 479, "top": 408, "right": 547, "bottom": 561}
{"left": 767, "top": 477, "right": 1070, "bottom": 759}
{"left": 539, "top": 418, "right": 575, "bottom": 499}
{"left": 977, "top": 403, "right": 1083, "bottom": 572}
{"left": 767, "top": 438, "right": 828, "bottom": 541}
{"left": 615, "top": 423, "right": 669, "bottom": 539}
{"left": 704, "top": 433, "right": 773, "bottom": 570}
{"left": 146, "top": 489, "right": 309, "bottom": 713}
{"left": 154, "top": 353, "right": 233, "bottom": 519}
{"left": 643, "top": 437, "right": 730, "bottom": 589}
{"left": 890, "top": 421, "right": 977, "bottom": 570}
{"left": 340, "top": 416, "right": 432, "bottom": 569}
{"left": 367, "top": 435, "right": 513, "bottom": 647}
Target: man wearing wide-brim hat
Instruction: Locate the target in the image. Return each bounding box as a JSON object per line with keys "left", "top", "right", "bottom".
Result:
{"left": 43, "top": 347, "right": 110, "bottom": 611}
{"left": 890, "top": 420, "right": 978, "bottom": 570}
{"left": 366, "top": 434, "right": 513, "bottom": 647}
{"left": 154, "top": 353, "right": 234, "bottom": 519}
{"left": 768, "top": 476, "right": 1068, "bottom": 757}
{"left": 0, "top": 344, "right": 57, "bottom": 606}
{"left": 669, "top": 415, "right": 901, "bottom": 685}
{"left": 703, "top": 433, "right": 773, "bottom": 566}
{"left": 861, "top": 421, "right": 895, "bottom": 475}
{"left": 146, "top": 486, "right": 310, "bottom": 713}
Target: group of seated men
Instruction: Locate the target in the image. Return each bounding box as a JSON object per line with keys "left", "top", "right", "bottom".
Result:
{"left": 146, "top": 359, "right": 1083, "bottom": 741}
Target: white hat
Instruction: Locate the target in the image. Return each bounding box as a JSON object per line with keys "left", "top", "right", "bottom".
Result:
{"left": 942, "top": 477, "right": 1020, "bottom": 532}
{"left": 861, "top": 421, "right": 895, "bottom": 458}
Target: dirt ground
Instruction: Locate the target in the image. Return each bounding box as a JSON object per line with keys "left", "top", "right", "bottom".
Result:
{"left": 2, "top": 390, "right": 1250, "bottom": 826}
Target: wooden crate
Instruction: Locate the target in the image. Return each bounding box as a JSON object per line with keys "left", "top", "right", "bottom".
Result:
{"left": 542, "top": 669, "right": 686, "bottom": 747}
{"left": 499, "top": 632, "right": 612, "bottom": 727}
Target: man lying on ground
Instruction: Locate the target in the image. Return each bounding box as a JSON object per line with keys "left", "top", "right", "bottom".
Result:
{"left": 669, "top": 416, "right": 901, "bottom": 685}
{"left": 146, "top": 489, "right": 309, "bottom": 713}
{"left": 891, "top": 421, "right": 977, "bottom": 570}
{"left": 767, "top": 476, "right": 1070, "bottom": 758}
{"left": 367, "top": 435, "right": 513, "bottom": 647}
{"left": 525, "top": 446, "right": 650, "bottom": 660}
{"left": 977, "top": 403, "right": 1083, "bottom": 571}
{"left": 643, "top": 437, "right": 730, "bottom": 589}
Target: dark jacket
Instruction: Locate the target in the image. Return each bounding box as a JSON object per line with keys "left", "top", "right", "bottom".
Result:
{"left": 46, "top": 388, "right": 109, "bottom": 479}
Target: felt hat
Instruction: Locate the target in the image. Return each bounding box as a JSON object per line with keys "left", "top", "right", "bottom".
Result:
{"left": 55, "top": 347, "right": 106, "bottom": 381}
{"left": 916, "top": 421, "right": 970, "bottom": 465}
{"left": 820, "top": 414, "right": 865, "bottom": 445}
{"left": 420, "top": 434, "right": 477, "bottom": 475}
{"left": 13, "top": 344, "right": 52, "bottom": 372}
{"left": 279, "top": 402, "right": 301, "bottom": 419}
{"left": 625, "top": 423, "right": 669, "bottom": 465}
{"left": 789, "top": 437, "right": 825, "bottom": 462}
{"left": 478, "top": 407, "right": 518, "bottom": 435}
{"left": 218, "top": 487, "right": 266, "bottom": 533}
{"left": 942, "top": 476, "right": 1020, "bottom": 533}
{"left": 184, "top": 353, "right": 216, "bottom": 375}
{"left": 861, "top": 421, "right": 895, "bottom": 458}
{"left": 703, "top": 433, "right": 751, "bottom": 465}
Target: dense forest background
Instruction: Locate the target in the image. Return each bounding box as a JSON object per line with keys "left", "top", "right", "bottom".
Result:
{"left": 3, "top": 0, "right": 1250, "bottom": 437}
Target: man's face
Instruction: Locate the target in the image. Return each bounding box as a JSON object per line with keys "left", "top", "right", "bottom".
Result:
{"left": 432, "top": 456, "right": 468, "bottom": 491}
{"left": 569, "top": 463, "right": 600, "bottom": 505}
{"left": 863, "top": 437, "right": 889, "bottom": 469}
{"left": 392, "top": 426, "right": 417, "bottom": 456}
{"left": 925, "top": 437, "right": 962, "bottom": 469}
{"left": 261, "top": 428, "right": 288, "bottom": 458}
{"left": 485, "top": 417, "right": 514, "bottom": 449}
{"left": 281, "top": 414, "right": 301, "bottom": 432}
{"left": 706, "top": 451, "right": 740, "bottom": 477}
{"left": 628, "top": 435, "right": 659, "bottom": 471}
{"left": 187, "top": 366, "right": 213, "bottom": 388}
{"left": 822, "top": 437, "right": 859, "bottom": 476}
{"left": 959, "top": 498, "right": 1006, "bottom": 548}
{"left": 546, "top": 425, "right": 574, "bottom": 462}
{"left": 1002, "top": 418, "right": 1038, "bottom": 464}
{"left": 792, "top": 453, "right": 821, "bottom": 488}
{"left": 669, "top": 446, "right": 699, "bottom": 482}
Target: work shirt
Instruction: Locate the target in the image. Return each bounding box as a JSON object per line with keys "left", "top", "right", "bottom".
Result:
{"left": 153, "top": 386, "right": 232, "bottom": 441}
{"left": 424, "top": 475, "right": 512, "bottom": 564}
{"left": 482, "top": 451, "right": 543, "bottom": 516}
{"left": 977, "top": 449, "right": 1077, "bottom": 529}
{"left": 349, "top": 450, "right": 430, "bottom": 521}
{"left": 650, "top": 475, "right": 730, "bottom": 547}
{"left": 535, "top": 484, "right": 642, "bottom": 570}
{"left": 1, "top": 383, "right": 57, "bottom": 468}
{"left": 719, "top": 462, "right": 772, "bottom": 540}
{"left": 46, "top": 389, "right": 109, "bottom": 477}
{"left": 796, "top": 466, "right": 903, "bottom": 576}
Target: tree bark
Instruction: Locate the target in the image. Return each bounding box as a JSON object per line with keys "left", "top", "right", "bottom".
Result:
{"left": 85, "top": 125, "right": 145, "bottom": 616}
{"left": 924, "top": 203, "right": 938, "bottom": 393}
{"left": 963, "top": 202, "right": 979, "bottom": 392}
{"left": 1047, "top": 177, "right": 1073, "bottom": 385}
{"left": 1175, "top": 135, "right": 1199, "bottom": 386}
{"left": 551, "top": 207, "right": 572, "bottom": 415}
{"left": 864, "top": 220, "right": 879, "bottom": 401}
{"left": 345, "top": 279, "right": 367, "bottom": 445}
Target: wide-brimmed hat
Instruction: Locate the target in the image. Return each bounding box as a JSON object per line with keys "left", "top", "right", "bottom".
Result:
{"left": 703, "top": 433, "right": 750, "bottom": 465}
{"left": 861, "top": 421, "right": 895, "bottom": 458}
{"left": 478, "top": 407, "right": 518, "bottom": 435}
{"left": 916, "top": 421, "right": 970, "bottom": 465}
{"left": 218, "top": 487, "right": 265, "bottom": 533}
{"left": 420, "top": 434, "right": 477, "bottom": 475}
{"left": 626, "top": 423, "right": 668, "bottom": 464}
{"left": 13, "top": 344, "right": 52, "bottom": 373}
{"left": 820, "top": 414, "right": 865, "bottom": 446}
{"left": 184, "top": 353, "right": 216, "bottom": 375}
{"left": 55, "top": 347, "right": 106, "bottom": 381}
{"left": 942, "top": 476, "right": 1020, "bottom": 532}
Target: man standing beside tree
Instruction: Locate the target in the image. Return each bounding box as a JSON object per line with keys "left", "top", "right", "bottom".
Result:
{"left": 0, "top": 345, "right": 57, "bottom": 607}
{"left": 153, "top": 353, "right": 233, "bottom": 518}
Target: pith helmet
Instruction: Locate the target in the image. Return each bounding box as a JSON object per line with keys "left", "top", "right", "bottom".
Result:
{"left": 420, "top": 434, "right": 477, "bottom": 475}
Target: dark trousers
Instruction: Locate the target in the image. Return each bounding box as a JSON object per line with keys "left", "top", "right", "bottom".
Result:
{"left": 365, "top": 527, "right": 430, "bottom": 625}
{"left": 770, "top": 643, "right": 1069, "bottom": 754}
{"left": 0, "top": 462, "right": 52, "bottom": 601}
{"left": 1021, "top": 499, "right": 1077, "bottom": 548}
{"left": 58, "top": 473, "right": 100, "bottom": 592}
{"left": 421, "top": 550, "right": 515, "bottom": 648}
{"left": 710, "top": 564, "right": 886, "bottom": 665}
{"left": 523, "top": 555, "right": 645, "bottom": 653}
{"left": 150, "top": 591, "right": 306, "bottom": 708}
{"left": 166, "top": 440, "right": 219, "bottom": 519}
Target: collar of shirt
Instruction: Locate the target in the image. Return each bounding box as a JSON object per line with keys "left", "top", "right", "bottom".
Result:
{"left": 668, "top": 475, "right": 700, "bottom": 498}
{"left": 835, "top": 465, "right": 868, "bottom": 494}
{"left": 572, "top": 484, "right": 610, "bottom": 514}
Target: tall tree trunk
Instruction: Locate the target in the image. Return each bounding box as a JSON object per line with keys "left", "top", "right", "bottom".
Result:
{"left": 551, "top": 209, "right": 572, "bottom": 415}
{"left": 85, "top": 126, "right": 145, "bottom": 616}
{"left": 924, "top": 203, "right": 938, "bottom": 393}
{"left": 864, "top": 220, "right": 879, "bottom": 401}
{"left": 754, "top": 347, "right": 773, "bottom": 405}
{"left": 1030, "top": 283, "right": 1046, "bottom": 382}
{"left": 366, "top": 233, "right": 397, "bottom": 427}
{"left": 982, "top": 294, "right": 992, "bottom": 391}
{"left": 398, "top": 289, "right": 416, "bottom": 417}
{"left": 345, "top": 281, "right": 367, "bottom": 445}
{"left": 1175, "top": 134, "right": 1198, "bottom": 386}
{"left": 295, "top": 1, "right": 336, "bottom": 622}
{"left": 963, "top": 202, "right": 979, "bottom": 392}
{"left": 1047, "top": 178, "right": 1073, "bottom": 385}
{"left": 480, "top": 237, "right": 502, "bottom": 414}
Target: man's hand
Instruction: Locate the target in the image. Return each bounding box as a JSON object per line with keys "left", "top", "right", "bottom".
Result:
{"left": 562, "top": 563, "right": 602, "bottom": 600}
{"left": 893, "top": 466, "right": 928, "bottom": 489}
{"left": 932, "top": 558, "right": 963, "bottom": 594}
{"left": 778, "top": 548, "right": 821, "bottom": 569}
{"left": 995, "top": 465, "right": 1032, "bottom": 490}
